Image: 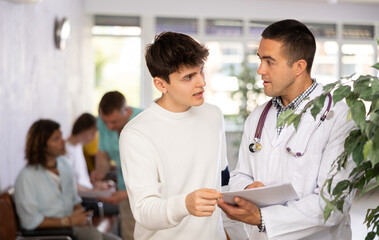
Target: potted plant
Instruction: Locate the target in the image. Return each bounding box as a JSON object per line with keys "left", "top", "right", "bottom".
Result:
{"left": 278, "top": 40, "right": 379, "bottom": 240}
{"left": 230, "top": 54, "right": 264, "bottom": 125}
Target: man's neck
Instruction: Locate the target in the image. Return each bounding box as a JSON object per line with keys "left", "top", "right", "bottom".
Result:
{"left": 156, "top": 97, "right": 191, "bottom": 113}
{"left": 281, "top": 77, "right": 313, "bottom": 107}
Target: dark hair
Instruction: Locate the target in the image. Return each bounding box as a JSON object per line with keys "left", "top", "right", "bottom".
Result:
{"left": 262, "top": 19, "right": 316, "bottom": 73}
{"left": 145, "top": 31, "right": 209, "bottom": 83}
{"left": 99, "top": 91, "right": 126, "bottom": 115}
{"left": 72, "top": 113, "right": 96, "bottom": 135}
{"left": 25, "top": 119, "right": 60, "bottom": 167}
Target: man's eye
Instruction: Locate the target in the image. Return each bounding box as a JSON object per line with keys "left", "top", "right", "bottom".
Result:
{"left": 184, "top": 75, "right": 193, "bottom": 81}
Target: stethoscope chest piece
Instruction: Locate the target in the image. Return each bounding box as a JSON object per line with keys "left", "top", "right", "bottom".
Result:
{"left": 249, "top": 139, "right": 262, "bottom": 153}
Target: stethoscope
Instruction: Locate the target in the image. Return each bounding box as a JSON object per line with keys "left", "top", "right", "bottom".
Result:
{"left": 249, "top": 93, "right": 332, "bottom": 157}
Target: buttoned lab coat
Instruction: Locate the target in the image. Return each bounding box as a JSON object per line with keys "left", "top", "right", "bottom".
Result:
{"left": 229, "top": 85, "right": 356, "bottom": 240}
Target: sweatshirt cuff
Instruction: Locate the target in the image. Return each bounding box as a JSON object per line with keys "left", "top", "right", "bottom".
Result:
{"left": 167, "top": 193, "right": 189, "bottom": 224}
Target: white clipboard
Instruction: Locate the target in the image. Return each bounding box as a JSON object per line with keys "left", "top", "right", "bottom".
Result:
{"left": 222, "top": 182, "right": 299, "bottom": 208}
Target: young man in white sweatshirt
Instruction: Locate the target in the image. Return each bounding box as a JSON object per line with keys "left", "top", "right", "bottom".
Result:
{"left": 119, "top": 32, "right": 228, "bottom": 240}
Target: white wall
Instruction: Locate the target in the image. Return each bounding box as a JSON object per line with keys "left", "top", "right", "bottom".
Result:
{"left": 0, "top": 0, "right": 94, "bottom": 191}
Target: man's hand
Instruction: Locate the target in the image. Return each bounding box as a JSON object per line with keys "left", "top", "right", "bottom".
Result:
{"left": 93, "top": 180, "right": 116, "bottom": 191}
{"left": 70, "top": 207, "right": 93, "bottom": 226}
{"left": 90, "top": 170, "right": 105, "bottom": 184}
{"left": 98, "top": 190, "right": 128, "bottom": 205}
{"left": 185, "top": 188, "right": 222, "bottom": 217}
{"left": 245, "top": 181, "right": 265, "bottom": 189}
{"left": 218, "top": 197, "right": 261, "bottom": 226}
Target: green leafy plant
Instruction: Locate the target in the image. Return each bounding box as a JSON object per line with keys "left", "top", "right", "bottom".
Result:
{"left": 278, "top": 40, "right": 379, "bottom": 240}
{"left": 230, "top": 54, "right": 264, "bottom": 126}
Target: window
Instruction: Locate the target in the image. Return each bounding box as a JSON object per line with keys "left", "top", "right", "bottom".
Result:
{"left": 205, "top": 19, "right": 243, "bottom": 36}
{"left": 306, "top": 23, "right": 337, "bottom": 38}
{"left": 341, "top": 44, "right": 375, "bottom": 77}
{"left": 343, "top": 24, "right": 375, "bottom": 39}
{"left": 92, "top": 15, "right": 142, "bottom": 112}
{"left": 249, "top": 21, "right": 272, "bottom": 38}
{"left": 312, "top": 41, "right": 338, "bottom": 85}
{"left": 205, "top": 41, "right": 243, "bottom": 115}
{"left": 156, "top": 17, "right": 198, "bottom": 35}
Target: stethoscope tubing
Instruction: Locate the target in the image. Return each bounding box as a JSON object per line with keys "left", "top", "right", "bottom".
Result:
{"left": 250, "top": 93, "right": 332, "bottom": 156}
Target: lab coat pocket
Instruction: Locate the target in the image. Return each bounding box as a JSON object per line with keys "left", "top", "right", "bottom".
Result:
{"left": 290, "top": 152, "right": 323, "bottom": 197}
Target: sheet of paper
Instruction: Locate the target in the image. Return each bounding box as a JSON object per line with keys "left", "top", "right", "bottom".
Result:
{"left": 78, "top": 190, "right": 113, "bottom": 198}
{"left": 222, "top": 182, "right": 299, "bottom": 208}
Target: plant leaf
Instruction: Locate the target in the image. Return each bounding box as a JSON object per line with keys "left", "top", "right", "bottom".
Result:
{"left": 277, "top": 109, "right": 295, "bottom": 128}
{"left": 333, "top": 85, "right": 351, "bottom": 105}
{"left": 346, "top": 109, "right": 352, "bottom": 122}
{"left": 323, "top": 201, "right": 335, "bottom": 222}
{"left": 372, "top": 63, "right": 379, "bottom": 70}
{"left": 336, "top": 199, "right": 345, "bottom": 212}
{"left": 368, "top": 132, "right": 379, "bottom": 166}
{"left": 323, "top": 82, "right": 338, "bottom": 92}
{"left": 352, "top": 140, "right": 365, "bottom": 165}
{"left": 363, "top": 140, "right": 373, "bottom": 161}
{"left": 353, "top": 176, "right": 366, "bottom": 191}
{"left": 353, "top": 76, "right": 371, "bottom": 95}
{"left": 311, "top": 105, "right": 321, "bottom": 120}
{"left": 332, "top": 180, "right": 350, "bottom": 195}
{"left": 365, "top": 232, "right": 376, "bottom": 240}
{"left": 351, "top": 100, "right": 366, "bottom": 130}
{"left": 358, "top": 182, "right": 379, "bottom": 199}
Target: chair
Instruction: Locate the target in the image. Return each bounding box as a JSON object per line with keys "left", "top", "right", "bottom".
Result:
{"left": 0, "top": 189, "right": 75, "bottom": 240}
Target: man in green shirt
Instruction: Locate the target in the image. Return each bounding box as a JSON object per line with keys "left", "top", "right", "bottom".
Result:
{"left": 92, "top": 91, "right": 143, "bottom": 240}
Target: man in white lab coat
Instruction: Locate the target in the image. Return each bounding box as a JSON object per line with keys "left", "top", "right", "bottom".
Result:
{"left": 218, "top": 19, "right": 356, "bottom": 240}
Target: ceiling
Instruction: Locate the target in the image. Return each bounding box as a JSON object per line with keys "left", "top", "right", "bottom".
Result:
{"left": 288, "top": 0, "right": 379, "bottom": 4}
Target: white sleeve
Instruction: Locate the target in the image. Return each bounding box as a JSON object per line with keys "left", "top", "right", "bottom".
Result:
{"left": 119, "top": 128, "right": 189, "bottom": 231}
{"left": 262, "top": 104, "right": 356, "bottom": 239}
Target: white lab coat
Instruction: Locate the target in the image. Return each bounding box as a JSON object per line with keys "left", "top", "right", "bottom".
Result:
{"left": 229, "top": 84, "right": 356, "bottom": 240}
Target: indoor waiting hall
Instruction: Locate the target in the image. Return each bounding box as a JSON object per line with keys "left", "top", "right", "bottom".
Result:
{"left": 0, "top": 0, "right": 378, "bottom": 239}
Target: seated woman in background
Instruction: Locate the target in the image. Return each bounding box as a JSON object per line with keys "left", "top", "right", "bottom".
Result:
{"left": 65, "top": 113, "right": 112, "bottom": 191}
{"left": 14, "top": 119, "right": 121, "bottom": 240}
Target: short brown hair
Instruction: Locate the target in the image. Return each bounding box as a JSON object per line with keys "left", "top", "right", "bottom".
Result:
{"left": 99, "top": 91, "right": 126, "bottom": 115}
{"left": 145, "top": 32, "right": 209, "bottom": 83}
{"left": 72, "top": 113, "right": 96, "bottom": 135}
{"left": 25, "top": 119, "right": 60, "bottom": 167}
{"left": 262, "top": 19, "right": 316, "bottom": 73}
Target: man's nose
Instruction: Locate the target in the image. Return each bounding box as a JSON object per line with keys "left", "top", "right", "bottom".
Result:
{"left": 197, "top": 74, "right": 206, "bottom": 87}
{"left": 257, "top": 63, "right": 265, "bottom": 75}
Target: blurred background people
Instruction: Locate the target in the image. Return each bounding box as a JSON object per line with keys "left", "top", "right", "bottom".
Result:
{"left": 66, "top": 112, "right": 119, "bottom": 222}
{"left": 14, "top": 119, "right": 121, "bottom": 240}
{"left": 91, "top": 91, "right": 143, "bottom": 240}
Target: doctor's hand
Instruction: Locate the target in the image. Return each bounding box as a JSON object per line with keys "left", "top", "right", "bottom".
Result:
{"left": 185, "top": 188, "right": 222, "bottom": 217}
{"left": 218, "top": 197, "right": 261, "bottom": 226}
{"left": 245, "top": 181, "right": 265, "bottom": 190}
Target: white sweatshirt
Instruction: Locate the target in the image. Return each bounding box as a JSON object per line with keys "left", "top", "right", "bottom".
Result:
{"left": 119, "top": 102, "right": 227, "bottom": 240}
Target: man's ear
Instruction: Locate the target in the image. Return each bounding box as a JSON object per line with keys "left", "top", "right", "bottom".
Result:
{"left": 153, "top": 77, "right": 168, "bottom": 94}
{"left": 294, "top": 59, "right": 307, "bottom": 76}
